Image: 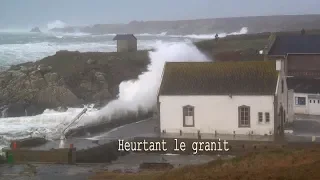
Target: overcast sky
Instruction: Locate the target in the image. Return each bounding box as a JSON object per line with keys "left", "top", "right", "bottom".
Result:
{"left": 1, "top": 0, "right": 320, "bottom": 28}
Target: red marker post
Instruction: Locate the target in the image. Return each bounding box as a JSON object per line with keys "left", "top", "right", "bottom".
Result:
{"left": 13, "top": 142, "right": 17, "bottom": 150}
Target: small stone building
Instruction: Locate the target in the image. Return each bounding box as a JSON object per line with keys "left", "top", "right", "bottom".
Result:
{"left": 113, "top": 34, "right": 137, "bottom": 52}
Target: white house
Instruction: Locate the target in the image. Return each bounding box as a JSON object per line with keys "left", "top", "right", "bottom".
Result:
{"left": 157, "top": 60, "right": 287, "bottom": 139}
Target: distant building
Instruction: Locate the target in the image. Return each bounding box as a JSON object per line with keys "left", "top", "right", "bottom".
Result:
{"left": 113, "top": 34, "right": 137, "bottom": 52}
{"left": 157, "top": 60, "right": 287, "bottom": 140}
{"left": 287, "top": 77, "right": 320, "bottom": 116}
{"left": 285, "top": 54, "right": 320, "bottom": 118}
{"left": 265, "top": 34, "right": 320, "bottom": 118}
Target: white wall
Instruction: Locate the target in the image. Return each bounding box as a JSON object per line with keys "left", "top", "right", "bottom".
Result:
{"left": 287, "top": 89, "right": 294, "bottom": 122}
{"left": 293, "top": 93, "right": 309, "bottom": 114}
{"left": 159, "top": 95, "right": 274, "bottom": 136}
{"left": 293, "top": 93, "right": 320, "bottom": 115}
{"left": 276, "top": 59, "right": 289, "bottom": 122}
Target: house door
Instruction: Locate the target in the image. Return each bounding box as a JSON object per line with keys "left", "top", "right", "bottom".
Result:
{"left": 308, "top": 98, "right": 320, "bottom": 115}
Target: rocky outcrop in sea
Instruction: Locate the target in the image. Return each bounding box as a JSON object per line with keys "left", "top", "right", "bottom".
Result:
{"left": 30, "top": 27, "right": 41, "bottom": 33}
{"left": 0, "top": 50, "right": 150, "bottom": 117}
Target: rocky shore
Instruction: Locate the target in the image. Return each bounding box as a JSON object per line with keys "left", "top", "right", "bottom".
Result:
{"left": 0, "top": 50, "right": 150, "bottom": 117}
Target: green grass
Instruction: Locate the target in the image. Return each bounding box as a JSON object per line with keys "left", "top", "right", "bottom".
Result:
{"left": 90, "top": 148, "right": 320, "bottom": 180}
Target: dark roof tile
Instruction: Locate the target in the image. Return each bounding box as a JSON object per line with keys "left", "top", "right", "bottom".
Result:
{"left": 268, "top": 35, "right": 320, "bottom": 56}
{"left": 113, "top": 34, "right": 137, "bottom": 40}
{"left": 287, "top": 77, "right": 320, "bottom": 94}
{"left": 159, "top": 61, "right": 278, "bottom": 96}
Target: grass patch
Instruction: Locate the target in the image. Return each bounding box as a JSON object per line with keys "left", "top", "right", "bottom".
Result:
{"left": 90, "top": 148, "right": 320, "bottom": 180}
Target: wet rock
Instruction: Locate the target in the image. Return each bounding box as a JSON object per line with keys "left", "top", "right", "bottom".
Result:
{"left": 31, "top": 78, "right": 47, "bottom": 89}
{"left": 10, "top": 70, "right": 27, "bottom": 79}
{"left": 54, "top": 106, "right": 68, "bottom": 112}
{"left": 44, "top": 72, "right": 59, "bottom": 85}
{"left": 10, "top": 65, "right": 21, "bottom": 70}
{"left": 95, "top": 72, "right": 106, "bottom": 82}
{"left": 37, "top": 64, "right": 52, "bottom": 73}
{"left": 87, "top": 58, "right": 96, "bottom": 64}
{"left": 36, "top": 86, "right": 81, "bottom": 107}
{"left": 80, "top": 81, "right": 93, "bottom": 91}
{"left": 29, "top": 70, "right": 43, "bottom": 79}
{"left": 25, "top": 104, "right": 45, "bottom": 116}
{"left": 92, "top": 89, "right": 112, "bottom": 104}
{"left": 6, "top": 103, "right": 27, "bottom": 117}
{"left": 20, "top": 66, "right": 36, "bottom": 74}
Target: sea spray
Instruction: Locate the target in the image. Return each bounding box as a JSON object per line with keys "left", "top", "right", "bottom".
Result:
{"left": 97, "top": 42, "right": 211, "bottom": 119}
{"left": 0, "top": 42, "right": 210, "bottom": 149}
{"left": 47, "top": 20, "right": 67, "bottom": 30}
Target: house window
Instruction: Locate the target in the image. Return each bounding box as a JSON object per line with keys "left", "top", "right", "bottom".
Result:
{"left": 314, "top": 100, "right": 316, "bottom": 103}
{"left": 183, "top": 105, "right": 194, "bottom": 127}
{"left": 265, "top": 113, "right": 270, "bottom": 123}
{"left": 281, "top": 80, "right": 284, "bottom": 93}
{"left": 238, "top": 105, "right": 250, "bottom": 127}
{"left": 295, "top": 97, "right": 306, "bottom": 105}
{"left": 258, "top": 112, "right": 263, "bottom": 123}
{"left": 310, "top": 100, "right": 312, "bottom": 103}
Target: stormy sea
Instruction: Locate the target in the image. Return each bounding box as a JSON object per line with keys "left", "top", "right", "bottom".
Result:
{"left": 0, "top": 21, "right": 248, "bottom": 150}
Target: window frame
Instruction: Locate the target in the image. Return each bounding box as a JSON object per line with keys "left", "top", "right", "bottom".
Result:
{"left": 238, "top": 105, "right": 250, "bottom": 128}
{"left": 265, "top": 112, "right": 270, "bottom": 123}
{"left": 258, "top": 112, "right": 263, "bottom": 123}
{"left": 295, "top": 97, "right": 306, "bottom": 105}
{"left": 183, "top": 105, "right": 195, "bottom": 127}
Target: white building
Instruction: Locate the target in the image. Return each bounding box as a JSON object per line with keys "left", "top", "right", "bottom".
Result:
{"left": 287, "top": 78, "right": 320, "bottom": 116}
{"left": 282, "top": 54, "right": 320, "bottom": 118}
{"left": 157, "top": 60, "right": 287, "bottom": 139}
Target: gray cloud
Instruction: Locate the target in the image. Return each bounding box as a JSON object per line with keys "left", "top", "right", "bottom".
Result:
{"left": 1, "top": 0, "right": 320, "bottom": 28}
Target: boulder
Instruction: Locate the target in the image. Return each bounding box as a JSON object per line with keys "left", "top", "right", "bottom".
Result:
{"left": 20, "top": 66, "right": 36, "bottom": 74}
{"left": 95, "top": 72, "right": 106, "bottom": 82}
{"left": 44, "top": 72, "right": 59, "bottom": 85}
{"left": 80, "top": 81, "right": 93, "bottom": 91}
{"left": 37, "top": 64, "right": 52, "bottom": 73}
{"left": 30, "top": 78, "right": 47, "bottom": 89}
{"left": 86, "top": 59, "right": 96, "bottom": 64}
{"left": 54, "top": 106, "right": 68, "bottom": 112}
{"left": 36, "top": 86, "right": 81, "bottom": 107}
{"left": 25, "top": 105, "right": 45, "bottom": 116}
{"left": 29, "top": 70, "right": 43, "bottom": 79}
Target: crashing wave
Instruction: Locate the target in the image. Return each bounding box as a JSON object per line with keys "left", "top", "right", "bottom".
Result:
{"left": 47, "top": 20, "right": 67, "bottom": 30}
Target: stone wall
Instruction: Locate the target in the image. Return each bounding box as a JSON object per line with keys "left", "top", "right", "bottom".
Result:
{"left": 5, "top": 148, "right": 76, "bottom": 164}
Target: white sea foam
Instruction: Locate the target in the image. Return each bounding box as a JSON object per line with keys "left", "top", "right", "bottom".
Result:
{"left": 0, "top": 41, "right": 117, "bottom": 67}
{"left": 97, "top": 41, "right": 210, "bottom": 119}
{"left": 47, "top": 20, "right": 67, "bottom": 30}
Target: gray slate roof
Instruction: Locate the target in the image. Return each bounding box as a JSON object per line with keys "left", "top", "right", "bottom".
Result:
{"left": 268, "top": 35, "right": 320, "bottom": 56}
{"left": 158, "top": 61, "right": 278, "bottom": 96}
{"left": 113, "top": 34, "right": 137, "bottom": 41}
{"left": 287, "top": 77, "right": 320, "bottom": 94}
